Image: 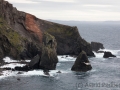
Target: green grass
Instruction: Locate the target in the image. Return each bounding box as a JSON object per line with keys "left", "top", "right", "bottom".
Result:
{"left": 0, "top": 16, "right": 23, "bottom": 52}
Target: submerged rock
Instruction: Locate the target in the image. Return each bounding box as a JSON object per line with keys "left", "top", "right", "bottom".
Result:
{"left": 103, "top": 51, "right": 116, "bottom": 58}
{"left": 15, "top": 65, "right": 30, "bottom": 71}
{"left": 56, "top": 71, "right": 61, "bottom": 73}
{"left": 91, "top": 42, "right": 104, "bottom": 52}
{"left": 43, "top": 70, "right": 50, "bottom": 76}
{"left": 71, "top": 51, "right": 92, "bottom": 72}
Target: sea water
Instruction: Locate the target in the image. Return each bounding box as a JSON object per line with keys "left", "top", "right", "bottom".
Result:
{"left": 0, "top": 22, "right": 120, "bottom": 90}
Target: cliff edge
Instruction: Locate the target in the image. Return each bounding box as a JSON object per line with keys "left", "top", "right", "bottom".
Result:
{"left": 0, "top": 0, "right": 94, "bottom": 62}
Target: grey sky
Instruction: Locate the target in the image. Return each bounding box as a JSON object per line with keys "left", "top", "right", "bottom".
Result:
{"left": 6, "top": 0, "right": 120, "bottom": 21}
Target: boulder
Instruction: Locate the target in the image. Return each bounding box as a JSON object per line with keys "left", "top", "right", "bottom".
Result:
{"left": 15, "top": 65, "right": 30, "bottom": 71}
{"left": 71, "top": 51, "right": 92, "bottom": 72}
{"left": 103, "top": 51, "right": 116, "bottom": 58}
{"left": 91, "top": 42, "right": 104, "bottom": 52}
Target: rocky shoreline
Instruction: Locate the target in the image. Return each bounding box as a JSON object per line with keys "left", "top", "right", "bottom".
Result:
{"left": 0, "top": 0, "right": 117, "bottom": 74}
{"left": 0, "top": 0, "right": 95, "bottom": 72}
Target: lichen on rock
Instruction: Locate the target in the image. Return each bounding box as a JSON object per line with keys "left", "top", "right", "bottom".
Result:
{"left": 0, "top": 16, "right": 24, "bottom": 59}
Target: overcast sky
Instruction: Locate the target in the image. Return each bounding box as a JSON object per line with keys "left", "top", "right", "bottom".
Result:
{"left": 6, "top": 0, "right": 120, "bottom": 21}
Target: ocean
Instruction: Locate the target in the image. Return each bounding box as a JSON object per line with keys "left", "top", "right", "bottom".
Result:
{"left": 0, "top": 21, "right": 120, "bottom": 90}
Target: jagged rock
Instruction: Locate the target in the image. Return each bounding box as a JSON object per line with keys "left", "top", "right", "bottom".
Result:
{"left": 28, "top": 32, "right": 58, "bottom": 70}
{"left": 28, "top": 54, "right": 41, "bottom": 69}
{"left": 39, "top": 32, "right": 58, "bottom": 70}
{"left": 15, "top": 32, "right": 58, "bottom": 70}
{"left": 91, "top": 42, "right": 104, "bottom": 52}
{"left": 103, "top": 51, "right": 116, "bottom": 58}
{"left": 71, "top": 51, "right": 92, "bottom": 72}
{"left": 15, "top": 65, "right": 30, "bottom": 71}
{"left": 46, "top": 25, "right": 94, "bottom": 56}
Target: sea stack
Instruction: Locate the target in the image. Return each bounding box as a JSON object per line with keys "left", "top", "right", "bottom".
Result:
{"left": 71, "top": 51, "right": 92, "bottom": 72}
{"left": 103, "top": 51, "right": 116, "bottom": 58}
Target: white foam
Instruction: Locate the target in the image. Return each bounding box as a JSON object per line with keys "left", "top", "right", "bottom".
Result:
{"left": 58, "top": 55, "right": 76, "bottom": 62}
{"left": 0, "top": 63, "right": 25, "bottom": 69}
{"left": 117, "top": 56, "right": 120, "bottom": 58}
{"left": 25, "top": 60, "right": 31, "bottom": 62}
{"left": 22, "top": 70, "right": 47, "bottom": 76}
{"left": 99, "top": 49, "right": 120, "bottom": 55}
{"left": 0, "top": 70, "right": 19, "bottom": 79}
{"left": 0, "top": 55, "right": 74, "bottom": 79}
{"left": 94, "top": 49, "right": 120, "bottom": 58}
{"left": 3, "top": 57, "right": 19, "bottom": 63}
{"left": 0, "top": 66, "right": 70, "bottom": 79}
{"left": 0, "top": 69, "right": 65, "bottom": 79}
{"left": 93, "top": 51, "right": 104, "bottom": 58}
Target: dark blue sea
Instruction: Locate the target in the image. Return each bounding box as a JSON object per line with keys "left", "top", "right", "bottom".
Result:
{"left": 0, "top": 21, "right": 120, "bottom": 90}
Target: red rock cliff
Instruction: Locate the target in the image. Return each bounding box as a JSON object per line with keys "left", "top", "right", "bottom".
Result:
{"left": 25, "top": 14, "right": 42, "bottom": 43}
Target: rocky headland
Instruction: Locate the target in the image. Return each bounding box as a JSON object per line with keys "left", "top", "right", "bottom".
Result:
{"left": 0, "top": 0, "right": 95, "bottom": 71}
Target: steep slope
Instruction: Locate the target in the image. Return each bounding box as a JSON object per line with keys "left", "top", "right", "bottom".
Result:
{"left": 0, "top": 0, "right": 59, "bottom": 70}
{"left": 0, "top": 0, "right": 94, "bottom": 60}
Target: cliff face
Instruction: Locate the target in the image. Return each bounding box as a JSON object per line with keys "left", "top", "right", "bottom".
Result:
{"left": 36, "top": 19, "right": 94, "bottom": 56}
{"left": 0, "top": 0, "right": 94, "bottom": 62}
{"left": 0, "top": 0, "right": 43, "bottom": 60}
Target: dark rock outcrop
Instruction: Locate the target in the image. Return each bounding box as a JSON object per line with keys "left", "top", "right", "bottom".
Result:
{"left": 15, "top": 32, "right": 58, "bottom": 71}
{"left": 103, "top": 51, "right": 116, "bottom": 58}
{"left": 71, "top": 51, "right": 92, "bottom": 72}
{"left": 91, "top": 42, "right": 104, "bottom": 52}
{"left": 39, "top": 32, "right": 58, "bottom": 70}
{"left": 40, "top": 23, "right": 94, "bottom": 56}
{"left": 29, "top": 32, "right": 58, "bottom": 70}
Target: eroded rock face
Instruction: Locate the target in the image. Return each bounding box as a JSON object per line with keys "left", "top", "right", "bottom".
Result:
{"left": 71, "top": 51, "right": 92, "bottom": 72}
{"left": 39, "top": 22, "right": 95, "bottom": 56}
{"left": 0, "top": 0, "right": 43, "bottom": 60}
{"left": 25, "top": 13, "right": 43, "bottom": 43}
{"left": 39, "top": 32, "right": 58, "bottom": 70}
{"left": 91, "top": 42, "right": 104, "bottom": 52}
{"left": 28, "top": 32, "right": 58, "bottom": 70}
{"left": 15, "top": 32, "right": 58, "bottom": 70}
{"left": 103, "top": 51, "right": 116, "bottom": 58}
